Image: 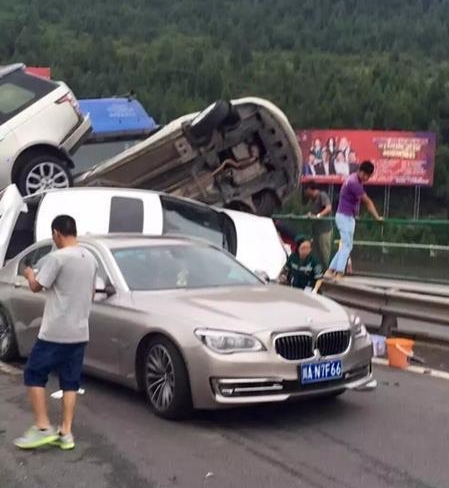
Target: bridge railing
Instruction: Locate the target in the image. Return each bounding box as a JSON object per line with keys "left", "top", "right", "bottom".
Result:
{"left": 273, "top": 215, "right": 449, "bottom": 284}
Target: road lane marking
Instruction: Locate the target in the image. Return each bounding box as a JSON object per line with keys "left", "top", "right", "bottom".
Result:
{"left": 372, "top": 357, "right": 449, "bottom": 381}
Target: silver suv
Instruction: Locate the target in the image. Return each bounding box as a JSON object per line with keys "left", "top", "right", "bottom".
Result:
{"left": 0, "top": 64, "right": 91, "bottom": 195}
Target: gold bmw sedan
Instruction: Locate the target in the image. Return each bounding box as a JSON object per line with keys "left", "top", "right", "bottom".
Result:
{"left": 0, "top": 235, "right": 374, "bottom": 419}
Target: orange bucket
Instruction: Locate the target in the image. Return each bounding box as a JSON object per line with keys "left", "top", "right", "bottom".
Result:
{"left": 386, "top": 338, "right": 414, "bottom": 369}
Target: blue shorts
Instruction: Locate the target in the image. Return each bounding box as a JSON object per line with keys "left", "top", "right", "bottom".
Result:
{"left": 24, "top": 339, "right": 87, "bottom": 391}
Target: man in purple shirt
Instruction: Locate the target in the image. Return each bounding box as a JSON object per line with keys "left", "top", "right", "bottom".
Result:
{"left": 326, "top": 161, "right": 382, "bottom": 278}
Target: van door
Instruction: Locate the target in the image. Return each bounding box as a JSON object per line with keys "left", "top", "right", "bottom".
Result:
{"left": 222, "top": 209, "right": 287, "bottom": 279}
{"left": 8, "top": 243, "right": 52, "bottom": 355}
{"left": 0, "top": 185, "right": 27, "bottom": 267}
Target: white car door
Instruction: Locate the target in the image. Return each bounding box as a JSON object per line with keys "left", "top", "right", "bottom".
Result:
{"left": 0, "top": 185, "right": 28, "bottom": 267}
{"left": 222, "top": 209, "right": 287, "bottom": 280}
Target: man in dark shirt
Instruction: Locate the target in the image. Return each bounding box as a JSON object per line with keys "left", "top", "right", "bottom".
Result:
{"left": 303, "top": 181, "right": 333, "bottom": 267}
{"left": 280, "top": 239, "right": 323, "bottom": 290}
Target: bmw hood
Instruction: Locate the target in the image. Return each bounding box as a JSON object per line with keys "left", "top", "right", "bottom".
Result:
{"left": 130, "top": 284, "right": 349, "bottom": 334}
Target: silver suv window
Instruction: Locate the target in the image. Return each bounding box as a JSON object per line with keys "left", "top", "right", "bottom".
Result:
{"left": 0, "top": 70, "right": 56, "bottom": 124}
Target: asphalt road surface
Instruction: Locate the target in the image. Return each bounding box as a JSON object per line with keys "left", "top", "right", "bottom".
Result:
{"left": 1, "top": 364, "right": 448, "bottom": 488}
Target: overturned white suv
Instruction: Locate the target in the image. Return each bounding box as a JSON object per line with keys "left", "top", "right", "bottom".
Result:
{"left": 76, "top": 98, "right": 301, "bottom": 216}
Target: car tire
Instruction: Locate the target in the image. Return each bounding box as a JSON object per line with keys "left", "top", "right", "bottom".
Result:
{"left": 17, "top": 154, "right": 73, "bottom": 196}
{"left": 252, "top": 190, "right": 281, "bottom": 217}
{"left": 142, "top": 336, "right": 192, "bottom": 419}
{"left": 0, "top": 308, "right": 18, "bottom": 362}
{"left": 188, "top": 100, "right": 232, "bottom": 141}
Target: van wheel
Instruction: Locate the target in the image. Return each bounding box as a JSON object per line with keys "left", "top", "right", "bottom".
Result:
{"left": 18, "top": 154, "right": 73, "bottom": 196}
{"left": 0, "top": 308, "right": 18, "bottom": 362}
{"left": 142, "top": 337, "right": 192, "bottom": 419}
{"left": 188, "top": 100, "right": 231, "bottom": 142}
{"left": 252, "top": 190, "right": 281, "bottom": 217}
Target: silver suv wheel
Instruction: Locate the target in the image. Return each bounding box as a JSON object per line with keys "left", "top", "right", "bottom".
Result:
{"left": 26, "top": 162, "right": 71, "bottom": 194}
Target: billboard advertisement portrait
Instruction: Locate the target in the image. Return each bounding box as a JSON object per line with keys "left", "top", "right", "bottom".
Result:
{"left": 297, "top": 130, "right": 436, "bottom": 186}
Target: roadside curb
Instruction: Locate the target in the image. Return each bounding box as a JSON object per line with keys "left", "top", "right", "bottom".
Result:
{"left": 0, "top": 361, "right": 22, "bottom": 376}
{"left": 373, "top": 357, "right": 449, "bottom": 381}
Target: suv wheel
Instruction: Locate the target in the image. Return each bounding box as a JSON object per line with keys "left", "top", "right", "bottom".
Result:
{"left": 188, "top": 100, "right": 231, "bottom": 142}
{"left": 0, "top": 308, "right": 18, "bottom": 362}
{"left": 142, "top": 337, "right": 192, "bottom": 419}
{"left": 18, "top": 154, "right": 73, "bottom": 196}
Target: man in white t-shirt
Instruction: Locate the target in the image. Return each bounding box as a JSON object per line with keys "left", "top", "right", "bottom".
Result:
{"left": 14, "top": 215, "right": 97, "bottom": 451}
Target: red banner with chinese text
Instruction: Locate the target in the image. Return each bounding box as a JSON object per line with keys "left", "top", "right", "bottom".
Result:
{"left": 298, "top": 129, "right": 436, "bottom": 186}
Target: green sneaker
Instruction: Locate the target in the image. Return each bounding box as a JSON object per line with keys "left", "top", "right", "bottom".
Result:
{"left": 51, "top": 432, "right": 75, "bottom": 450}
{"left": 14, "top": 426, "right": 58, "bottom": 450}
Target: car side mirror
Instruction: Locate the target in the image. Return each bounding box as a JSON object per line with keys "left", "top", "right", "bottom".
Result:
{"left": 254, "top": 270, "right": 270, "bottom": 284}
{"left": 95, "top": 276, "right": 116, "bottom": 297}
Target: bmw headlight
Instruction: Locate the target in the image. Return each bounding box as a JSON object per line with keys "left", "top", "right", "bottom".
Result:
{"left": 194, "top": 329, "right": 266, "bottom": 354}
{"left": 350, "top": 315, "right": 368, "bottom": 338}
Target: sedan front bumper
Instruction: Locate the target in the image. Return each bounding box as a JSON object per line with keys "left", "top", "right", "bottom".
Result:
{"left": 188, "top": 336, "right": 374, "bottom": 409}
{"left": 211, "top": 362, "right": 373, "bottom": 405}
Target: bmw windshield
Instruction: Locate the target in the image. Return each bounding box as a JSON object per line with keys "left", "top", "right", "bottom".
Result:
{"left": 112, "top": 244, "right": 260, "bottom": 291}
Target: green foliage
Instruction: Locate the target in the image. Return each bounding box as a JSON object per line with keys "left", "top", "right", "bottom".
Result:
{"left": 2, "top": 0, "right": 449, "bottom": 216}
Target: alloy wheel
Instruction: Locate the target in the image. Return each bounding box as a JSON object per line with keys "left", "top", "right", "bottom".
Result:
{"left": 25, "top": 162, "right": 70, "bottom": 194}
{"left": 0, "top": 312, "right": 11, "bottom": 358}
{"left": 146, "top": 344, "right": 175, "bottom": 411}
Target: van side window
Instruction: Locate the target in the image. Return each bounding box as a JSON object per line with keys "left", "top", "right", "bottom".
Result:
{"left": 109, "top": 197, "right": 144, "bottom": 233}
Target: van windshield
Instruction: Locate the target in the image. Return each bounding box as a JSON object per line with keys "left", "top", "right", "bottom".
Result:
{"left": 112, "top": 244, "right": 260, "bottom": 291}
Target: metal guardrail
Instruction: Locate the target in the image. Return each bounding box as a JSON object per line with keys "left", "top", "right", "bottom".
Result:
{"left": 320, "top": 278, "right": 449, "bottom": 337}
{"left": 274, "top": 214, "right": 449, "bottom": 284}
{"left": 273, "top": 214, "right": 449, "bottom": 226}
{"left": 275, "top": 214, "right": 449, "bottom": 339}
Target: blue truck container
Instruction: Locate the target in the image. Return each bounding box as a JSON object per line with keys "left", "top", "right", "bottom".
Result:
{"left": 78, "top": 98, "right": 158, "bottom": 141}
{"left": 74, "top": 98, "right": 158, "bottom": 174}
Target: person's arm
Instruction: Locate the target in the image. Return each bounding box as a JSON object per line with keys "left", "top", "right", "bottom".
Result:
{"left": 316, "top": 192, "right": 332, "bottom": 218}
{"left": 278, "top": 257, "right": 292, "bottom": 284}
{"left": 317, "top": 204, "right": 332, "bottom": 218}
{"left": 312, "top": 261, "right": 323, "bottom": 286}
{"left": 23, "top": 267, "right": 44, "bottom": 293}
{"left": 361, "top": 193, "right": 383, "bottom": 221}
{"left": 31, "top": 254, "right": 61, "bottom": 293}
{"left": 278, "top": 265, "right": 289, "bottom": 284}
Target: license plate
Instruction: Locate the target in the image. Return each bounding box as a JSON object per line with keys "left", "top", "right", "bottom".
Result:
{"left": 301, "top": 360, "right": 343, "bottom": 384}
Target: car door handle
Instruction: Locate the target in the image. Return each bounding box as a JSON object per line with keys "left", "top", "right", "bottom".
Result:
{"left": 14, "top": 280, "right": 26, "bottom": 288}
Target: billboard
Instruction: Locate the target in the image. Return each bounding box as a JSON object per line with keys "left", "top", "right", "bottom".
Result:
{"left": 297, "top": 130, "right": 436, "bottom": 186}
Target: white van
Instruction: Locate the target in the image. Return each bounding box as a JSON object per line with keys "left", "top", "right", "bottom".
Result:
{"left": 0, "top": 185, "right": 287, "bottom": 279}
